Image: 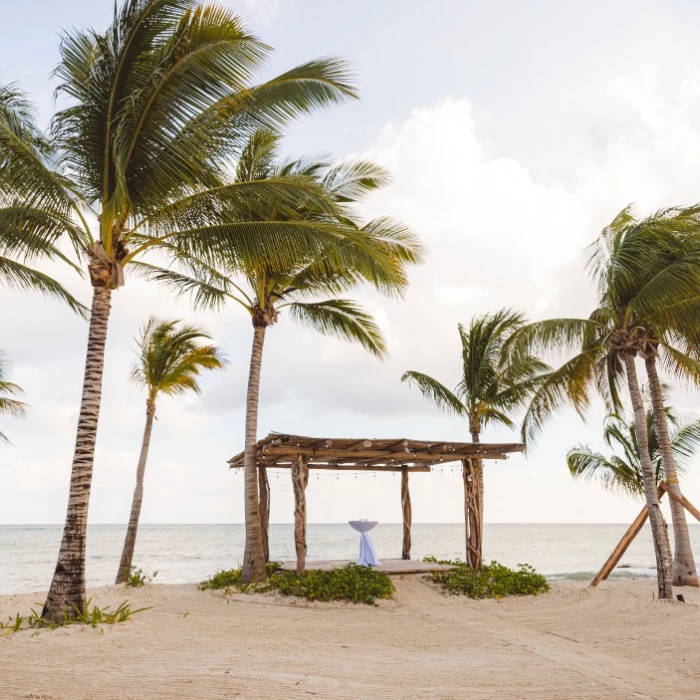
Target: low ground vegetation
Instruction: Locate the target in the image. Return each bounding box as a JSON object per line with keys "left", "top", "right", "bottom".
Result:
{"left": 201, "top": 563, "right": 394, "bottom": 605}
{"left": 0, "top": 599, "right": 149, "bottom": 634}
{"left": 425, "top": 558, "right": 550, "bottom": 598}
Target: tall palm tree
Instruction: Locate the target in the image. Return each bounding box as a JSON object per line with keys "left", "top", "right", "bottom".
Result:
{"left": 138, "top": 130, "right": 423, "bottom": 582}
{"left": 401, "top": 309, "right": 550, "bottom": 570}
{"left": 115, "top": 318, "right": 224, "bottom": 584}
{"left": 0, "top": 352, "right": 26, "bottom": 445}
{"left": 0, "top": 0, "right": 376, "bottom": 621}
{"left": 567, "top": 401, "right": 700, "bottom": 498}
{"left": 509, "top": 205, "right": 700, "bottom": 598}
{"left": 0, "top": 84, "right": 85, "bottom": 313}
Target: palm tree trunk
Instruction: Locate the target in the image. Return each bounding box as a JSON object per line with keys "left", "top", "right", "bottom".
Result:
{"left": 623, "top": 353, "right": 673, "bottom": 600}
{"left": 115, "top": 397, "right": 156, "bottom": 584}
{"left": 42, "top": 286, "right": 112, "bottom": 621}
{"left": 645, "top": 354, "right": 699, "bottom": 586}
{"left": 241, "top": 324, "right": 267, "bottom": 583}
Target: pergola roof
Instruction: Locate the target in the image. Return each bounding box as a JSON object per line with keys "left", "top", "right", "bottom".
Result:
{"left": 228, "top": 432, "right": 525, "bottom": 472}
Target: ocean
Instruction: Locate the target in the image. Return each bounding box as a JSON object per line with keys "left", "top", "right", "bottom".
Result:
{"left": 2, "top": 523, "right": 697, "bottom": 594}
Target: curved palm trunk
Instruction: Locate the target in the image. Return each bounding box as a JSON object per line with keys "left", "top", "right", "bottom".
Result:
{"left": 42, "top": 287, "right": 112, "bottom": 621}
{"left": 241, "top": 324, "right": 267, "bottom": 583}
{"left": 645, "top": 354, "right": 699, "bottom": 587}
{"left": 115, "top": 398, "right": 156, "bottom": 584}
{"left": 623, "top": 353, "right": 673, "bottom": 600}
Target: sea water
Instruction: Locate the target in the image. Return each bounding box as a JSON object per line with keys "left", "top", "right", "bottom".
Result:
{"left": 2, "top": 523, "right": 698, "bottom": 594}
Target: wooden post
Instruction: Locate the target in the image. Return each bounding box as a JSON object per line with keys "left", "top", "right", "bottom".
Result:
{"left": 292, "top": 455, "right": 309, "bottom": 575}
{"left": 660, "top": 481, "right": 700, "bottom": 522}
{"left": 401, "top": 466, "right": 412, "bottom": 560}
{"left": 590, "top": 483, "right": 665, "bottom": 587}
{"left": 258, "top": 464, "right": 270, "bottom": 563}
{"left": 462, "top": 459, "right": 482, "bottom": 571}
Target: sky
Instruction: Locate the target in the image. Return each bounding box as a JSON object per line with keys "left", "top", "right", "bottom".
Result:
{"left": 3, "top": 0, "right": 700, "bottom": 526}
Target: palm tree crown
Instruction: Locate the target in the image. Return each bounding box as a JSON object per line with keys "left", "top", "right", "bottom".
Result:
{"left": 567, "top": 399, "right": 700, "bottom": 499}
{"left": 132, "top": 318, "right": 225, "bottom": 403}
{"left": 0, "top": 84, "right": 85, "bottom": 314}
{"left": 402, "top": 308, "right": 550, "bottom": 437}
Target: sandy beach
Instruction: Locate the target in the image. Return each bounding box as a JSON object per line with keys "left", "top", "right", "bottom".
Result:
{"left": 1, "top": 577, "right": 699, "bottom": 700}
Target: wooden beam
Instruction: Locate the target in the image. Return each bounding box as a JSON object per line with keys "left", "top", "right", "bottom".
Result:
{"left": 259, "top": 445, "right": 514, "bottom": 461}
{"left": 292, "top": 455, "right": 309, "bottom": 575}
{"left": 659, "top": 482, "right": 700, "bottom": 522}
{"left": 590, "top": 484, "right": 666, "bottom": 587}
{"left": 401, "top": 466, "right": 412, "bottom": 560}
{"left": 257, "top": 463, "right": 431, "bottom": 472}
{"left": 258, "top": 464, "right": 270, "bottom": 563}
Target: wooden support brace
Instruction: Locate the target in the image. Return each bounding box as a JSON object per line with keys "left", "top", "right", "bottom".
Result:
{"left": 292, "top": 455, "right": 309, "bottom": 575}
{"left": 590, "top": 483, "right": 665, "bottom": 587}
{"left": 258, "top": 464, "right": 270, "bottom": 563}
{"left": 659, "top": 481, "right": 700, "bottom": 522}
{"left": 401, "top": 466, "right": 412, "bottom": 560}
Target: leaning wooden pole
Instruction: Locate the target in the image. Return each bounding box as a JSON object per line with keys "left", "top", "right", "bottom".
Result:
{"left": 590, "top": 483, "right": 665, "bottom": 587}
{"left": 660, "top": 481, "right": 700, "bottom": 523}
{"left": 401, "top": 466, "right": 412, "bottom": 560}
{"left": 292, "top": 455, "right": 309, "bottom": 575}
{"left": 258, "top": 464, "right": 270, "bottom": 563}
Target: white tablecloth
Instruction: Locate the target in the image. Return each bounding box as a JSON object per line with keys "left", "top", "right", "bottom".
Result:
{"left": 349, "top": 520, "right": 381, "bottom": 567}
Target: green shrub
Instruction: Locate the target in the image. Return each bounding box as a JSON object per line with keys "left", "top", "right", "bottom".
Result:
{"left": 125, "top": 566, "right": 158, "bottom": 588}
{"left": 261, "top": 565, "right": 394, "bottom": 605}
{"left": 201, "top": 563, "right": 394, "bottom": 605}
{"left": 199, "top": 561, "right": 280, "bottom": 591}
{"left": 425, "top": 558, "right": 549, "bottom": 599}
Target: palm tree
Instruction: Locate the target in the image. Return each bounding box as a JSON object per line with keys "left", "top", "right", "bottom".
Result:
{"left": 0, "top": 352, "right": 26, "bottom": 445}
{"left": 567, "top": 401, "right": 700, "bottom": 498}
{"left": 401, "top": 309, "right": 550, "bottom": 570}
{"left": 115, "top": 318, "right": 224, "bottom": 584}
{"left": 138, "top": 130, "right": 423, "bottom": 582}
{"left": 509, "top": 205, "right": 700, "bottom": 598}
{"left": 0, "top": 84, "right": 85, "bottom": 313}
{"left": 0, "top": 0, "right": 378, "bottom": 621}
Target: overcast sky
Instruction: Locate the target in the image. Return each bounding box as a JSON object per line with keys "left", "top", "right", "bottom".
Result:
{"left": 3, "top": 0, "right": 700, "bottom": 526}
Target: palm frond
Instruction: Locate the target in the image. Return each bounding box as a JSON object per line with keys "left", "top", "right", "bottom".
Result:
{"left": 400, "top": 371, "right": 466, "bottom": 417}
{"left": 288, "top": 299, "right": 387, "bottom": 359}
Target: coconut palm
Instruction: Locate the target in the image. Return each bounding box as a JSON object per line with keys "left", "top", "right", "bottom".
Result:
{"left": 401, "top": 309, "right": 550, "bottom": 570}
{"left": 0, "top": 0, "right": 378, "bottom": 620}
{"left": 0, "top": 84, "right": 85, "bottom": 313}
{"left": 138, "top": 130, "right": 423, "bottom": 581}
{"left": 115, "top": 318, "right": 224, "bottom": 584}
{"left": 567, "top": 401, "right": 700, "bottom": 498}
{"left": 509, "top": 205, "right": 700, "bottom": 598}
{"left": 0, "top": 353, "right": 26, "bottom": 445}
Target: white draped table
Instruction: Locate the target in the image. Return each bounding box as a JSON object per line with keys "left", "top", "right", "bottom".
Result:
{"left": 349, "top": 520, "right": 382, "bottom": 567}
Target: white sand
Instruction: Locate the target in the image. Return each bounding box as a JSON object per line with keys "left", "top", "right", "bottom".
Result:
{"left": 2, "top": 577, "right": 700, "bottom": 699}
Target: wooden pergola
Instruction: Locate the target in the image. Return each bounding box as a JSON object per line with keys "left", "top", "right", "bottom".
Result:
{"left": 228, "top": 432, "right": 524, "bottom": 574}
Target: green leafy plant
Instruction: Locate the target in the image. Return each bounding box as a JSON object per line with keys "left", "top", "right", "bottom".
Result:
{"left": 200, "top": 562, "right": 280, "bottom": 591}
{"left": 201, "top": 563, "right": 394, "bottom": 605}
{"left": 0, "top": 599, "right": 149, "bottom": 634}
{"left": 124, "top": 566, "right": 159, "bottom": 588}
{"left": 425, "top": 558, "right": 549, "bottom": 599}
